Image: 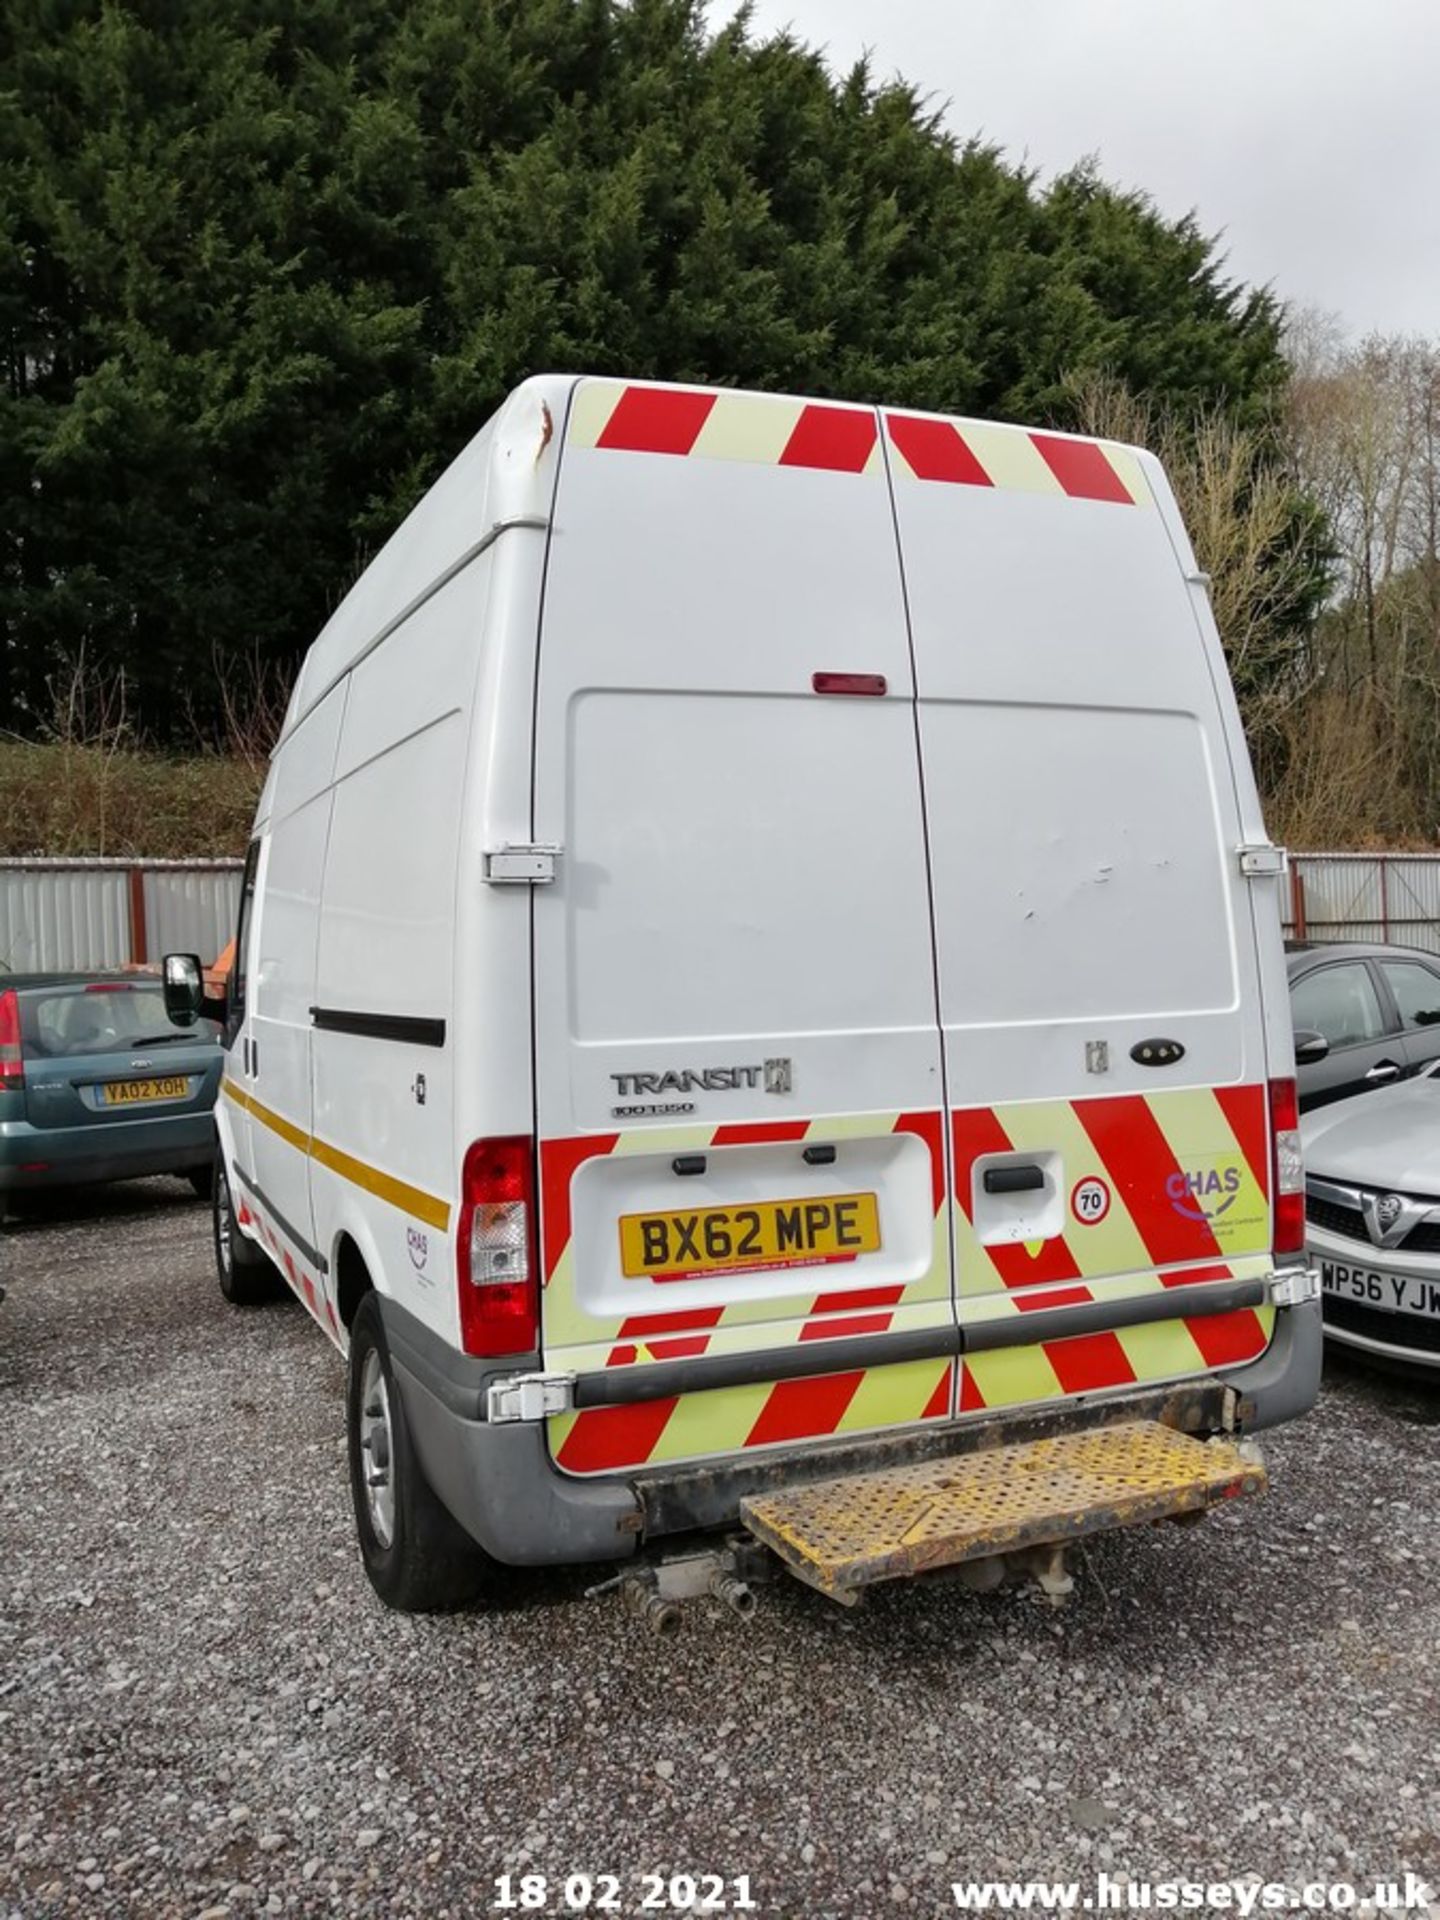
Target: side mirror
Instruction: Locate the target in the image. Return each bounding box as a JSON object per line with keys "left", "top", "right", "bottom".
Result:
{"left": 163, "top": 952, "right": 205, "bottom": 1028}
{"left": 1294, "top": 1028, "right": 1330, "bottom": 1065}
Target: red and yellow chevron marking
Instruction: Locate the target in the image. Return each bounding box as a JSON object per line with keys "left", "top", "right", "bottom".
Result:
{"left": 540, "top": 1112, "right": 948, "bottom": 1377}
{"left": 960, "top": 1282, "right": 1275, "bottom": 1416}
{"left": 542, "top": 1087, "right": 1279, "bottom": 1473}
{"left": 886, "top": 410, "right": 1151, "bottom": 506}
{"left": 952, "top": 1084, "right": 1271, "bottom": 1306}
{"left": 567, "top": 381, "right": 1149, "bottom": 503}
{"left": 949, "top": 1082, "right": 1275, "bottom": 1416}
{"left": 549, "top": 1357, "right": 955, "bottom": 1477}
{"left": 234, "top": 1184, "right": 342, "bottom": 1347}
{"left": 542, "top": 1113, "right": 950, "bottom": 1471}
{"left": 569, "top": 381, "right": 885, "bottom": 475}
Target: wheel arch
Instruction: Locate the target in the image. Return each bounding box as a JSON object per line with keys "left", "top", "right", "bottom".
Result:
{"left": 334, "top": 1231, "right": 376, "bottom": 1333}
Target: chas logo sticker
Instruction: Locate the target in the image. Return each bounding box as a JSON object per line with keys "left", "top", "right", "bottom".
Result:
{"left": 1166, "top": 1164, "right": 1243, "bottom": 1222}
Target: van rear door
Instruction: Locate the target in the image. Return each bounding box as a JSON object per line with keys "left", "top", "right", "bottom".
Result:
{"left": 882, "top": 409, "right": 1276, "bottom": 1414}
{"left": 532, "top": 381, "right": 953, "bottom": 1476}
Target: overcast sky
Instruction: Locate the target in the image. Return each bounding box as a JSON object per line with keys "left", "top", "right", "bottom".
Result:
{"left": 726, "top": 0, "right": 1438, "bottom": 340}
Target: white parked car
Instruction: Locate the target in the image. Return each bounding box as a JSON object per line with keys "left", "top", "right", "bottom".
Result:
{"left": 1304, "top": 1063, "right": 1440, "bottom": 1373}
{"left": 162, "top": 375, "right": 1320, "bottom": 1614}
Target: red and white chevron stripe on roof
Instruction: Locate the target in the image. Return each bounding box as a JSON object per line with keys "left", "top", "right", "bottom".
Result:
{"left": 567, "top": 380, "right": 1151, "bottom": 502}
{"left": 569, "top": 380, "right": 882, "bottom": 474}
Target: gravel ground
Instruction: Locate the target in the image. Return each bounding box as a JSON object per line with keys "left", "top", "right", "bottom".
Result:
{"left": 2, "top": 1180, "right": 1439, "bottom": 1920}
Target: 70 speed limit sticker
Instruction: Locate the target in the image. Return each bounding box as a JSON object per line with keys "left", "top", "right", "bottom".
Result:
{"left": 1070, "top": 1176, "right": 1112, "bottom": 1225}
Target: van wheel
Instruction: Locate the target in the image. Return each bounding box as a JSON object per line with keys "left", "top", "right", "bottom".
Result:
{"left": 346, "top": 1293, "right": 490, "bottom": 1613}
{"left": 213, "top": 1158, "right": 279, "bottom": 1305}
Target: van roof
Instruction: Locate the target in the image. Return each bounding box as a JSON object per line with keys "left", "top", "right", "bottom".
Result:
{"left": 277, "top": 375, "right": 1163, "bottom": 747}
{"left": 280, "top": 375, "right": 574, "bottom": 745}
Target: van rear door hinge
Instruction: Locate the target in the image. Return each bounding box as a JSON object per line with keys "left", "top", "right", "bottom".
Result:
{"left": 1236, "top": 842, "right": 1287, "bottom": 878}
{"left": 484, "top": 843, "right": 561, "bottom": 885}
{"left": 486, "top": 1371, "right": 575, "bottom": 1423}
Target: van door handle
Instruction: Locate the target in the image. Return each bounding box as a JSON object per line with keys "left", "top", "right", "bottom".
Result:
{"left": 983, "top": 1164, "right": 1046, "bottom": 1195}
{"left": 1365, "top": 1061, "right": 1400, "bottom": 1082}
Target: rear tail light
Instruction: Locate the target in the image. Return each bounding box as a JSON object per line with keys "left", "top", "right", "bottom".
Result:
{"left": 1269, "top": 1076, "right": 1304, "bottom": 1255}
{"left": 0, "top": 990, "right": 23, "bottom": 1090}
{"left": 456, "top": 1136, "right": 539, "bottom": 1357}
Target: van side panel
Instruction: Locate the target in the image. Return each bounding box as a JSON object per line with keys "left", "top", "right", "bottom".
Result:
{"left": 242, "top": 685, "right": 345, "bottom": 1305}
{"left": 283, "top": 379, "right": 566, "bottom": 744}
{"left": 882, "top": 408, "right": 1277, "bottom": 1410}
{"left": 310, "top": 566, "right": 484, "bottom": 1344}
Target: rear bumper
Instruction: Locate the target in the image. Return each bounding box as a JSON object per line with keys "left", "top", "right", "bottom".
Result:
{"left": 383, "top": 1304, "right": 641, "bottom": 1568}
{"left": 0, "top": 1112, "right": 217, "bottom": 1193}
{"left": 383, "top": 1295, "right": 1322, "bottom": 1570}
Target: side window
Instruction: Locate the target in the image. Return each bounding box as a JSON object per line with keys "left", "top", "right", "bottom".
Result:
{"left": 1289, "top": 962, "right": 1388, "bottom": 1050}
{"left": 230, "top": 839, "right": 261, "bottom": 1033}
{"left": 1381, "top": 961, "right": 1440, "bottom": 1031}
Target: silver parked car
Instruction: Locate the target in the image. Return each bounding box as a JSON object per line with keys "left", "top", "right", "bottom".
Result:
{"left": 1303, "top": 1062, "right": 1440, "bottom": 1373}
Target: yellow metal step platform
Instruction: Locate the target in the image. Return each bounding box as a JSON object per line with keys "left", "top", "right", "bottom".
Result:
{"left": 740, "top": 1420, "right": 1266, "bottom": 1602}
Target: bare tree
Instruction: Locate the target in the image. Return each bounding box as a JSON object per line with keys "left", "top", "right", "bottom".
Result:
{"left": 1066, "top": 370, "right": 1320, "bottom": 748}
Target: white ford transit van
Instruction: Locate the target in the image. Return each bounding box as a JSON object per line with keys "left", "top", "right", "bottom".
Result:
{"left": 165, "top": 376, "right": 1321, "bottom": 1615}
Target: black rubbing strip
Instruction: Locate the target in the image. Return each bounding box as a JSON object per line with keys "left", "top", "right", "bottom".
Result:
{"left": 572, "top": 1326, "right": 960, "bottom": 1409}
{"left": 961, "top": 1277, "right": 1268, "bottom": 1355}
{"left": 310, "top": 1008, "right": 446, "bottom": 1048}
{"left": 232, "top": 1163, "right": 329, "bottom": 1274}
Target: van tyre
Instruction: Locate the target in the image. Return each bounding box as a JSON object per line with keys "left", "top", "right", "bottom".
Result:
{"left": 346, "top": 1292, "right": 491, "bottom": 1613}
{"left": 213, "top": 1156, "right": 280, "bottom": 1304}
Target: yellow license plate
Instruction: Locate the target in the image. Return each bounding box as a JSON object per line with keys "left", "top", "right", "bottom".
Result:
{"left": 102, "top": 1076, "right": 190, "bottom": 1105}
{"left": 619, "top": 1192, "right": 881, "bottom": 1282}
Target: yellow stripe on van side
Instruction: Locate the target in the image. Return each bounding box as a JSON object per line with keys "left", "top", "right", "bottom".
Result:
{"left": 220, "top": 1078, "right": 451, "bottom": 1232}
{"left": 221, "top": 1075, "right": 308, "bottom": 1152}
{"left": 309, "top": 1137, "right": 451, "bottom": 1233}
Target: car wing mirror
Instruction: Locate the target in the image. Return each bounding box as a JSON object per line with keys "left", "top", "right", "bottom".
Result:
{"left": 1294, "top": 1028, "right": 1330, "bottom": 1065}
{"left": 162, "top": 952, "right": 205, "bottom": 1028}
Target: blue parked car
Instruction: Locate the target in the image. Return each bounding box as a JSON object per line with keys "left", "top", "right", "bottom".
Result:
{"left": 0, "top": 972, "right": 221, "bottom": 1224}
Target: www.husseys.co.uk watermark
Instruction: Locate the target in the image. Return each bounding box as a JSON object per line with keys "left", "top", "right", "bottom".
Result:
{"left": 950, "top": 1873, "right": 1434, "bottom": 1913}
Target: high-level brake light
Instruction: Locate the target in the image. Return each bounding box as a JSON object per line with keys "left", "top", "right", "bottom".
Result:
{"left": 811, "top": 672, "right": 887, "bottom": 697}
